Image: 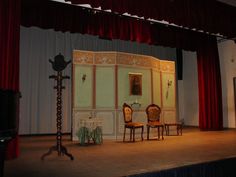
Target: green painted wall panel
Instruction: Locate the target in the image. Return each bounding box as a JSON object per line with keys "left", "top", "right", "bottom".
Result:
{"left": 118, "top": 67, "right": 151, "bottom": 108}
{"left": 96, "top": 67, "right": 115, "bottom": 108}
{"left": 153, "top": 70, "right": 161, "bottom": 106}
{"left": 162, "top": 73, "right": 175, "bottom": 108}
{"left": 74, "top": 65, "right": 93, "bottom": 108}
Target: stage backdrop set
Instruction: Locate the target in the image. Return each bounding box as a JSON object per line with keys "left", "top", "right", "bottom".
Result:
{"left": 72, "top": 50, "right": 176, "bottom": 140}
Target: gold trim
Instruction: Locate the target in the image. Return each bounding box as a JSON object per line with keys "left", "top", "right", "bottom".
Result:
{"left": 73, "top": 50, "right": 164, "bottom": 69}
{"left": 160, "top": 61, "right": 175, "bottom": 73}
{"left": 128, "top": 72, "right": 143, "bottom": 75}
{"left": 73, "top": 50, "right": 94, "bottom": 64}
{"left": 95, "top": 53, "right": 116, "bottom": 64}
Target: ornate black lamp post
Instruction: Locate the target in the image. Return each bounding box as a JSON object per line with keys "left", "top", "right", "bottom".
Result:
{"left": 41, "top": 53, "right": 74, "bottom": 160}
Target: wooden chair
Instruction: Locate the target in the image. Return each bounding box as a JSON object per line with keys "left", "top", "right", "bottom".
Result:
{"left": 146, "top": 104, "right": 164, "bottom": 140}
{"left": 122, "top": 103, "right": 144, "bottom": 142}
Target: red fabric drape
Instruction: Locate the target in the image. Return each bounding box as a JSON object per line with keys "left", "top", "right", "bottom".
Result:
{"left": 21, "top": 0, "right": 207, "bottom": 51}
{"left": 0, "top": 0, "right": 21, "bottom": 159}
{"left": 197, "top": 37, "right": 223, "bottom": 130}
{"left": 66, "top": 0, "right": 236, "bottom": 39}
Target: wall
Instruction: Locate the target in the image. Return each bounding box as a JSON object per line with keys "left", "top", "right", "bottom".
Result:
{"left": 179, "top": 51, "right": 198, "bottom": 126}
{"left": 218, "top": 40, "right": 236, "bottom": 128}
{"left": 72, "top": 51, "right": 176, "bottom": 140}
{"left": 178, "top": 51, "right": 199, "bottom": 126}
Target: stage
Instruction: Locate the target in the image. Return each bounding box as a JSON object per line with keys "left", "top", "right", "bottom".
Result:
{"left": 4, "top": 127, "right": 236, "bottom": 177}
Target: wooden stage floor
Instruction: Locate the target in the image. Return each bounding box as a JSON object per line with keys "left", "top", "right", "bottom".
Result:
{"left": 4, "top": 127, "right": 236, "bottom": 177}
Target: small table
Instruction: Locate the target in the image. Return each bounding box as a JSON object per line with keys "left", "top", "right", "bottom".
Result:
{"left": 164, "top": 122, "right": 183, "bottom": 136}
{"left": 77, "top": 118, "right": 103, "bottom": 145}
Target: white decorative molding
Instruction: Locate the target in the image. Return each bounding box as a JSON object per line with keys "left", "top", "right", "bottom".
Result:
{"left": 118, "top": 111, "right": 124, "bottom": 134}
{"left": 72, "top": 50, "right": 176, "bottom": 140}
{"left": 96, "top": 111, "right": 115, "bottom": 135}
{"left": 72, "top": 110, "right": 93, "bottom": 141}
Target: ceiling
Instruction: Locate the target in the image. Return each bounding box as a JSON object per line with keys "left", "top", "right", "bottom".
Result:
{"left": 53, "top": 0, "right": 236, "bottom": 8}
{"left": 217, "top": 0, "right": 236, "bottom": 7}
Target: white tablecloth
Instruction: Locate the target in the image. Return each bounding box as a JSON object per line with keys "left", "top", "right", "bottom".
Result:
{"left": 77, "top": 118, "right": 103, "bottom": 145}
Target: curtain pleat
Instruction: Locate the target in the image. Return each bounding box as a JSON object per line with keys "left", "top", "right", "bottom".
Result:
{"left": 0, "top": 0, "right": 21, "bottom": 159}
{"left": 21, "top": 0, "right": 213, "bottom": 51}
{"left": 197, "top": 37, "right": 223, "bottom": 130}
{"left": 66, "top": 0, "right": 236, "bottom": 38}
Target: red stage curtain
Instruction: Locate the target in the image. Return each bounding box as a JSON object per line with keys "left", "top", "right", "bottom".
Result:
{"left": 0, "top": 0, "right": 21, "bottom": 159}
{"left": 197, "top": 37, "right": 223, "bottom": 130}
{"left": 66, "top": 0, "right": 236, "bottom": 39}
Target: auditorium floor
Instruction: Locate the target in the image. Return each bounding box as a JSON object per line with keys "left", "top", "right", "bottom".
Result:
{"left": 4, "top": 127, "right": 236, "bottom": 177}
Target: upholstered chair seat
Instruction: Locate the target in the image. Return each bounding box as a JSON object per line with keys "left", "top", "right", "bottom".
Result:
{"left": 122, "top": 103, "right": 144, "bottom": 142}
{"left": 146, "top": 104, "right": 164, "bottom": 140}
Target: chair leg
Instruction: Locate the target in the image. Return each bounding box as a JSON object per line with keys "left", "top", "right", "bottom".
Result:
{"left": 133, "top": 128, "right": 135, "bottom": 142}
{"left": 165, "top": 125, "right": 168, "bottom": 135}
{"left": 147, "top": 126, "right": 150, "bottom": 140}
{"left": 130, "top": 129, "right": 132, "bottom": 141}
{"left": 141, "top": 126, "right": 144, "bottom": 141}
{"left": 123, "top": 127, "right": 126, "bottom": 142}
{"left": 157, "top": 126, "right": 160, "bottom": 140}
{"left": 179, "top": 125, "right": 182, "bottom": 135}
{"left": 161, "top": 126, "right": 164, "bottom": 140}
{"left": 166, "top": 125, "right": 169, "bottom": 136}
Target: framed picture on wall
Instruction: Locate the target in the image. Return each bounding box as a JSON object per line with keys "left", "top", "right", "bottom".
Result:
{"left": 129, "top": 73, "right": 142, "bottom": 95}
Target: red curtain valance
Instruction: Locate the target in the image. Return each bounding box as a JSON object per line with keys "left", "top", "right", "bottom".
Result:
{"left": 66, "top": 0, "right": 236, "bottom": 39}
{"left": 21, "top": 0, "right": 211, "bottom": 51}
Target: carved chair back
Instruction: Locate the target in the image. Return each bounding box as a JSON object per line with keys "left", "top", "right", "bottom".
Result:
{"left": 123, "top": 103, "right": 133, "bottom": 123}
{"left": 146, "top": 104, "right": 161, "bottom": 123}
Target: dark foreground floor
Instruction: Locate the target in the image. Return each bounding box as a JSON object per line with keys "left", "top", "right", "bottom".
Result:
{"left": 4, "top": 127, "right": 236, "bottom": 177}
